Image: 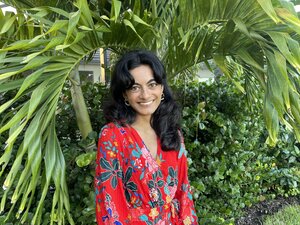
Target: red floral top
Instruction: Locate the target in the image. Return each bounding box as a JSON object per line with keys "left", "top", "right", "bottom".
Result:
{"left": 95, "top": 122, "right": 198, "bottom": 225}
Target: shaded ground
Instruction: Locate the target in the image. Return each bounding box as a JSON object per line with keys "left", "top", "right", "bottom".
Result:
{"left": 235, "top": 196, "right": 300, "bottom": 225}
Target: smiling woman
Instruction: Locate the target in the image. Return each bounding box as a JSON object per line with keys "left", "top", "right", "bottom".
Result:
{"left": 123, "top": 65, "right": 164, "bottom": 122}
{"left": 94, "top": 49, "right": 199, "bottom": 224}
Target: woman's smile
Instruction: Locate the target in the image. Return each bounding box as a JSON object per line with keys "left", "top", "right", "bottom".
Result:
{"left": 138, "top": 100, "right": 154, "bottom": 105}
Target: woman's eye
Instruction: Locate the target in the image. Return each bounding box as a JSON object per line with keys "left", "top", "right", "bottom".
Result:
{"left": 130, "top": 86, "right": 140, "bottom": 92}
{"left": 149, "top": 83, "right": 158, "bottom": 88}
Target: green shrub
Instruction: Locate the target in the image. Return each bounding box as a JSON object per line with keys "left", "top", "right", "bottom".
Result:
{"left": 172, "top": 76, "right": 300, "bottom": 224}
{"left": 56, "top": 82, "right": 108, "bottom": 225}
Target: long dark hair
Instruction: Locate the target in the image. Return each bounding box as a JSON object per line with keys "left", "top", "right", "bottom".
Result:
{"left": 103, "top": 49, "right": 181, "bottom": 151}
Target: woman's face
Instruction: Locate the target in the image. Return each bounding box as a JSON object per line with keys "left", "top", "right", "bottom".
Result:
{"left": 123, "top": 64, "right": 164, "bottom": 120}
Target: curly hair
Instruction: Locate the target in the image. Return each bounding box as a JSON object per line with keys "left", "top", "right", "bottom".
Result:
{"left": 103, "top": 49, "right": 181, "bottom": 151}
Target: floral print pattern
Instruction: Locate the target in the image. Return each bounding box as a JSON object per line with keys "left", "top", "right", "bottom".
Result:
{"left": 95, "top": 122, "right": 198, "bottom": 224}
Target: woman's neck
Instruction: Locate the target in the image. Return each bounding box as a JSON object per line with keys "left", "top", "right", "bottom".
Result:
{"left": 131, "top": 116, "right": 152, "bottom": 130}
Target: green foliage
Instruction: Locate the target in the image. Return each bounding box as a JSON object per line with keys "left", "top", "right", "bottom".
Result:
{"left": 172, "top": 76, "right": 300, "bottom": 224}
{"left": 56, "top": 82, "right": 108, "bottom": 224}
{"left": 0, "top": 82, "right": 108, "bottom": 224}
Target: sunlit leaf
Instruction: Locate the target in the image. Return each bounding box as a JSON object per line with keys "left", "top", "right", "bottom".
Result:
{"left": 257, "top": 0, "right": 281, "bottom": 23}
{"left": 0, "top": 14, "right": 16, "bottom": 34}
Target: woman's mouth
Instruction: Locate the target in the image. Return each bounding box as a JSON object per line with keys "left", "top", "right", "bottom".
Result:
{"left": 139, "top": 100, "right": 154, "bottom": 106}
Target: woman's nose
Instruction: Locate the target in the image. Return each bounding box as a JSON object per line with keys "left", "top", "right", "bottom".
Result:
{"left": 140, "top": 87, "right": 150, "bottom": 98}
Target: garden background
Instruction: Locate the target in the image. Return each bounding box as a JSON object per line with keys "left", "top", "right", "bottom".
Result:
{"left": 0, "top": 0, "right": 300, "bottom": 224}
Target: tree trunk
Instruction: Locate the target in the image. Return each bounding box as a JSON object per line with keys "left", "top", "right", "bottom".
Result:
{"left": 69, "top": 66, "right": 93, "bottom": 140}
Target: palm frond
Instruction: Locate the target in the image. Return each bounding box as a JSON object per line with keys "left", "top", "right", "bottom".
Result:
{"left": 0, "top": 0, "right": 158, "bottom": 223}
{"left": 162, "top": 0, "right": 300, "bottom": 145}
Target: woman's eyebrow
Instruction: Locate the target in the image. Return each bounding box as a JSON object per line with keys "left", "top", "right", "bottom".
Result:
{"left": 133, "top": 79, "right": 156, "bottom": 85}
{"left": 132, "top": 82, "right": 141, "bottom": 86}
{"left": 147, "top": 79, "right": 156, "bottom": 84}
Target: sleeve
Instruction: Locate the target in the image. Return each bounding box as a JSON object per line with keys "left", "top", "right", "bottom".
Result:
{"left": 95, "top": 124, "right": 129, "bottom": 225}
{"left": 174, "top": 136, "right": 199, "bottom": 225}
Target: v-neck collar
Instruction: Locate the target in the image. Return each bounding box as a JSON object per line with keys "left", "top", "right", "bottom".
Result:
{"left": 128, "top": 125, "right": 161, "bottom": 161}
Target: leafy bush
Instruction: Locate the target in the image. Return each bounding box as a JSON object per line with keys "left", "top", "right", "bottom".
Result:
{"left": 56, "top": 82, "right": 109, "bottom": 225}
{"left": 172, "top": 76, "right": 300, "bottom": 224}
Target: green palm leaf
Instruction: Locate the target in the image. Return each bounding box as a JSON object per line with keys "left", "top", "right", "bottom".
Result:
{"left": 163, "top": 0, "right": 300, "bottom": 145}
{"left": 0, "top": 0, "right": 156, "bottom": 223}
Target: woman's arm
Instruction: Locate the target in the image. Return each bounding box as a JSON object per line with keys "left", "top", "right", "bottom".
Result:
{"left": 95, "top": 124, "right": 129, "bottom": 225}
{"left": 174, "top": 136, "right": 199, "bottom": 225}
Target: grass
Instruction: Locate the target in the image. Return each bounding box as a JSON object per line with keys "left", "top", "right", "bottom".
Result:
{"left": 263, "top": 204, "right": 300, "bottom": 225}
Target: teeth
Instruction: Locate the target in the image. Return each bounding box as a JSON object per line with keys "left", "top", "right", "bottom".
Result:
{"left": 140, "top": 101, "right": 153, "bottom": 105}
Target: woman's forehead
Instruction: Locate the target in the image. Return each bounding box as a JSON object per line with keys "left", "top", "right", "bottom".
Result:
{"left": 129, "top": 65, "right": 154, "bottom": 83}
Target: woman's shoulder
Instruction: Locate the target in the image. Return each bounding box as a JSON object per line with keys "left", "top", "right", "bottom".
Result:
{"left": 101, "top": 121, "right": 119, "bottom": 129}
{"left": 101, "top": 121, "right": 129, "bottom": 129}
{"left": 99, "top": 121, "right": 129, "bottom": 137}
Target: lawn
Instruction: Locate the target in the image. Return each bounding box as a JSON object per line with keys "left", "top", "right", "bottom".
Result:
{"left": 236, "top": 196, "right": 300, "bottom": 225}
{"left": 264, "top": 204, "right": 300, "bottom": 225}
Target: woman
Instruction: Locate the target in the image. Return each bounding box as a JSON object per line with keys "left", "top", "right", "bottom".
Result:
{"left": 95, "top": 50, "right": 198, "bottom": 224}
